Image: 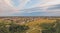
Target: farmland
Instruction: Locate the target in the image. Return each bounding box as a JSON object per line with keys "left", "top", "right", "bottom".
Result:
{"left": 0, "top": 16, "right": 60, "bottom": 33}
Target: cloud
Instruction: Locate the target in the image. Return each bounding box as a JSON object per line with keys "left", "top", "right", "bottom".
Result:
{"left": 4, "top": 0, "right": 14, "bottom": 7}
{"left": 47, "top": 4, "right": 60, "bottom": 10}
{"left": 30, "top": 0, "right": 60, "bottom": 13}
{"left": 0, "top": 0, "right": 20, "bottom": 15}
{"left": 44, "top": 4, "right": 60, "bottom": 13}
{"left": 17, "top": 0, "right": 31, "bottom": 10}
{"left": 0, "top": 0, "right": 60, "bottom": 16}
{"left": 31, "top": 0, "right": 60, "bottom": 8}
{"left": 14, "top": 3, "right": 60, "bottom": 16}
{"left": 22, "top": 0, "right": 60, "bottom": 12}
{"left": 13, "top": 12, "right": 60, "bottom": 16}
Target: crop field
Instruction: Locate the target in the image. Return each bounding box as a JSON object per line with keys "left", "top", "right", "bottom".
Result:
{"left": 0, "top": 16, "right": 60, "bottom": 33}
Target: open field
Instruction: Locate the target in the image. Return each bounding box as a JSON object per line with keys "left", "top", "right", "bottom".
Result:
{"left": 0, "top": 16, "right": 60, "bottom": 33}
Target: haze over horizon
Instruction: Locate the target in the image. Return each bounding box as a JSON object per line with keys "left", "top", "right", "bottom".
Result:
{"left": 0, "top": 0, "right": 60, "bottom": 16}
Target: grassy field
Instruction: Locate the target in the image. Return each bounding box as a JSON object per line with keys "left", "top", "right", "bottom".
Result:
{"left": 0, "top": 16, "right": 60, "bottom": 33}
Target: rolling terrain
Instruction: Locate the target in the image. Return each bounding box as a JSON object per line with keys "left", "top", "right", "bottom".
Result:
{"left": 0, "top": 16, "right": 60, "bottom": 33}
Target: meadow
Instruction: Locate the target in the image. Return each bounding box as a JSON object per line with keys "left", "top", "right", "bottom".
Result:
{"left": 0, "top": 16, "right": 60, "bottom": 33}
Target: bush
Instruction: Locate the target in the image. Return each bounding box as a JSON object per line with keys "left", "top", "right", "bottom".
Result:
{"left": 0, "top": 22, "right": 29, "bottom": 33}
{"left": 9, "top": 24, "right": 29, "bottom": 33}
{"left": 39, "top": 23, "right": 56, "bottom": 33}
{"left": 40, "top": 20, "right": 60, "bottom": 33}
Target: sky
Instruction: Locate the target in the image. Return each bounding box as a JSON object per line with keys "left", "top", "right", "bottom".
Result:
{"left": 0, "top": 0, "right": 60, "bottom": 16}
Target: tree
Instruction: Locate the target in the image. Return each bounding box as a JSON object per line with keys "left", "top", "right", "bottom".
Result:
{"left": 53, "top": 19, "right": 60, "bottom": 33}
{"left": 0, "top": 22, "right": 10, "bottom": 33}
{"left": 0, "top": 21, "right": 29, "bottom": 33}
{"left": 9, "top": 23, "right": 29, "bottom": 33}
{"left": 39, "top": 23, "right": 56, "bottom": 33}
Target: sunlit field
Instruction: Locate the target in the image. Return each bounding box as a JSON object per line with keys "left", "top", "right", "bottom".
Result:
{"left": 0, "top": 16, "right": 60, "bottom": 33}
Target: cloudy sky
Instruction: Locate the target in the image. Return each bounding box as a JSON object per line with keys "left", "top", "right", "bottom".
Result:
{"left": 0, "top": 0, "right": 60, "bottom": 16}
